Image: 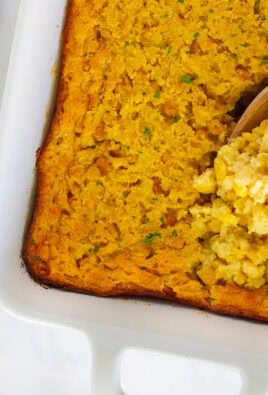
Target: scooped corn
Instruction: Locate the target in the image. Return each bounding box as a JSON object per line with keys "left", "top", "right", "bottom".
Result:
{"left": 191, "top": 120, "right": 268, "bottom": 289}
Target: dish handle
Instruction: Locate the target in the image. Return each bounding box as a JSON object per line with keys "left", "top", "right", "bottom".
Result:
{"left": 86, "top": 329, "right": 268, "bottom": 395}
{"left": 88, "top": 330, "right": 124, "bottom": 395}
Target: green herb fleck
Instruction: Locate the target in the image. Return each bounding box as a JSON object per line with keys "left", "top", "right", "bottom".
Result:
{"left": 125, "top": 41, "right": 130, "bottom": 45}
{"left": 255, "top": 1, "right": 260, "bottom": 9}
{"left": 142, "top": 232, "right": 161, "bottom": 246}
{"left": 124, "top": 192, "right": 130, "bottom": 198}
{"left": 138, "top": 151, "right": 143, "bottom": 154}
{"left": 154, "top": 90, "right": 161, "bottom": 98}
{"left": 232, "top": 54, "right": 238, "bottom": 61}
{"left": 117, "top": 238, "right": 122, "bottom": 243}
{"left": 88, "top": 248, "right": 92, "bottom": 252}
{"left": 146, "top": 217, "right": 150, "bottom": 222}
{"left": 209, "top": 297, "right": 215, "bottom": 301}
{"left": 260, "top": 31, "right": 266, "bottom": 37}
{"left": 31, "top": 238, "right": 36, "bottom": 244}
{"left": 171, "top": 230, "right": 178, "bottom": 238}
{"left": 36, "top": 255, "right": 40, "bottom": 262}
{"left": 235, "top": 46, "right": 239, "bottom": 50}
{"left": 127, "top": 146, "right": 130, "bottom": 150}
{"left": 167, "top": 46, "right": 172, "bottom": 55}
{"left": 181, "top": 75, "right": 196, "bottom": 83}
{"left": 142, "top": 92, "right": 147, "bottom": 96}
{"left": 185, "top": 50, "right": 190, "bottom": 54}
{"left": 89, "top": 144, "right": 96, "bottom": 149}
{"left": 158, "top": 43, "right": 165, "bottom": 49}
{"left": 160, "top": 217, "right": 165, "bottom": 223}
{"left": 144, "top": 127, "right": 151, "bottom": 138}
{"left": 173, "top": 116, "right": 179, "bottom": 123}
{"left": 260, "top": 16, "right": 266, "bottom": 21}
{"left": 238, "top": 24, "right": 243, "bottom": 29}
{"left": 162, "top": 13, "right": 169, "bottom": 18}
{"left": 262, "top": 55, "right": 268, "bottom": 64}
{"left": 241, "top": 43, "right": 248, "bottom": 47}
{"left": 140, "top": 266, "right": 146, "bottom": 270}
{"left": 152, "top": 197, "right": 158, "bottom": 201}
{"left": 96, "top": 180, "right": 100, "bottom": 185}
{"left": 84, "top": 52, "right": 88, "bottom": 57}
{"left": 193, "top": 32, "right": 199, "bottom": 39}
{"left": 177, "top": 0, "right": 184, "bottom": 3}
{"left": 94, "top": 246, "right": 100, "bottom": 253}
{"left": 209, "top": 9, "right": 214, "bottom": 13}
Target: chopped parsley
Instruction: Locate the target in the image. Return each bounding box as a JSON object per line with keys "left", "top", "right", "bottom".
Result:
{"left": 140, "top": 266, "right": 146, "bottom": 270}
{"left": 177, "top": 0, "right": 184, "bottom": 3}
{"left": 84, "top": 52, "right": 88, "bottom": 57}
{"left": 89, "top": 144, "right": 96, "bottom": 149}
{"left": 173, "top": 116, "right": 179, "bottom": 123}
{"left": 171, "top": 230, "right": 178, "bottom": 238}
{"left": 117, "top": 238, "right": 122, "bottom": 243}
{"left": 193, "top": 32, "right": 199, "bottom": 39}
{"left": 94, "top": 246, "right": 100, "bottom": 253}
{"left": 142, "top": 92, "right": 147, "bottom": 96}
{"left": 255, "top": 1, "right": 260, "bottom": 9}
{"left": 127, "top": 146, "right": 130, "bottom": 150}
{"left": 125, "top": 41, "right": 130, "bottom": 45}
{"left": 154, "top": 90, "right": 161, "bottom": 98}
{"left": 185, "top": 50, "right": 190, "bottom": 54}
{"left": 262, "top": 55, "right": 268, "bottom": 64}
{"left": 241, "top": 43, "right": 248, "bottom": 47}
{"left": 160, "top": 217, "right": 165, "bottom": 223}
{"left": 96, "top": 180, "right": 100, "bottom": 185}
{"left": 238, "top": 24, "right": 243, "bottom": 29}
{"left": 232, "top": 54, "right": 238, "bottom": 61}
{"left": 142, "top": 232, "right": 161, "bottom": 246}
{"left": 260, "top": 31, "right": 267, "bottom": 37}
{"left": 36, "top": 255, "right": 40, "bottom": 262}
{"left": 181, "top": 75, "right": 196, "bottom": 83}
{"left": 167, "top": 46, "right": 172, "bottom": 55}
{"left": 209, "top": 9, "right": 214, "bottom": 13}
{"left": 152, "top": 197, "right": 158, "bottom": 201}
{"left": 260, "top": 16, "right": 266, "bottom": 21}
{"left": 124, "top": 192, "right": 130, "bottom": 198}
{"left": 138, "top": 151, "right": 143, "bottom": 154}
{"left": 235, "top": 46, "right": 239, "bottom": 50}
{"left": 162, "top": 13, "right": 169, "bottom": 18}
{"left": 146, "top": 217, "right": 150, "bottom": 222}
{"left": 158, "top": 43, "right": 165, "bottom": 49}
{"left": 31, "top": 238, "right": 36, "bottom": 244}
{"left": 209, "top": 297, "right": 215, "bottom": 301}
{"left": 144, "top": 127, "right": 152, "bottom": 138}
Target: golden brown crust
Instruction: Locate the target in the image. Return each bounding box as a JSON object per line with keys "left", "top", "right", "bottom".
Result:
{"left": 23, "top": 0, "right": 268, "bottom": 322}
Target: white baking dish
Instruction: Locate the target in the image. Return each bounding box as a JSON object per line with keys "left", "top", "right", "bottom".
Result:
{"left": 0, "top": 1, "right": 267, "bottom": 394}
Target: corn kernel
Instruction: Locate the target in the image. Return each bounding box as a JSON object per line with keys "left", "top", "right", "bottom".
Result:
{"left": 214, "top": 159, "right": 227, "bottom": 182}
{"left": 233, "top": 183, "right": 248, "bottom": 197}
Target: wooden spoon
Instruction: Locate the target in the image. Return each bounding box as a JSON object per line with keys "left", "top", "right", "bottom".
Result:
{"left": 229, "top": 86, "right": 268, "bottom": 141}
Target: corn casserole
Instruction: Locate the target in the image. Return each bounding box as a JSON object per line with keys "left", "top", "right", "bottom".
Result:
{"left": 24, "top": 0, "right": 268, "bottom": 320}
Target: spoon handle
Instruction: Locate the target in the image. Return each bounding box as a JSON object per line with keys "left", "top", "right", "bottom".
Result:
{"left": 230, "top": 86, "right": 268, "bottom": 141}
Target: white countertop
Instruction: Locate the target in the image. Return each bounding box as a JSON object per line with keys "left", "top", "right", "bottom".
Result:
{"left": 0, "top": 1, "right": 242, "bottom": 394}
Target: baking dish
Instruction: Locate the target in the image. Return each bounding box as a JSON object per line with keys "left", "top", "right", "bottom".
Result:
{"left": 0, "top": 1, "right": 267, "bottom": 394}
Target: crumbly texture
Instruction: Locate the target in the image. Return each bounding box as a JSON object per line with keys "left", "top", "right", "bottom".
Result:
{"left": 24, "top": 0, "right": 268, "bottom": 320}
{"left": 192, "top": 121, "right": 268, "bottom": 289}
